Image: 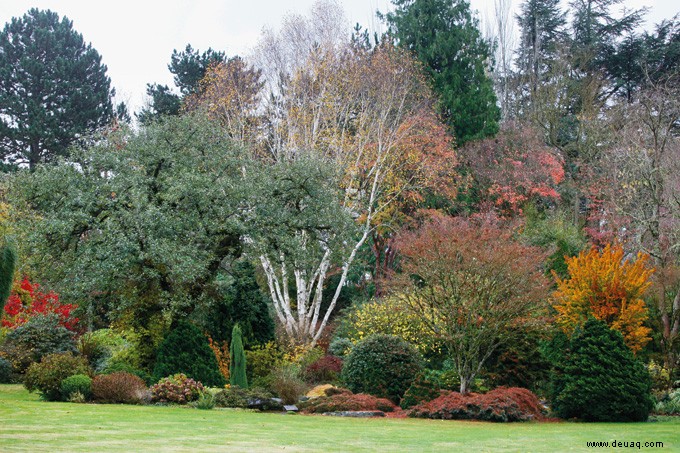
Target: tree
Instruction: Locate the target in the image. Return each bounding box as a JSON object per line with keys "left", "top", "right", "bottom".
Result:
{"left": 383, "top": 0, "right": 500, "bottom": 144}
{"left": 390, "top": 216, "right": 550, "bottom": 394}
{"left": 552, "top": 243, "right": 654, "bottom": 353}
{"left": 229, "top": 324, "right": 248, "bottom": 388}
{"left": 550, "top": 318, "right": 652, "bottom": 421}
{"left": 0, "top": 9, "right": 115, "bottom": 169}
{"left": 0, "top": 240, "right": 16, "bottom": 313}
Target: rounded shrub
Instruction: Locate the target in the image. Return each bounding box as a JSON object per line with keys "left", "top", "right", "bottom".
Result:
{"left": 150, "top": 373, "right": 204, "bottom": 404}
{"left": 153, "top": 321, "right": 225, "bottom": 387}
{"left": 550, "top": 318, "right": 653, "bottom": 422}
{"left": 91, "top": 371, "right": 148, "bottom": 404}
{"left": 3, "top": 313, "right": 76, "bottom": 371}
{"left": 24, "top": 352, "right": 90, "bottom": 401}
{"left": 61, "top": 374, "right": 92, "bottom": 401}
{"left": 341, "top": 334, "right": 423, "bottom": 403}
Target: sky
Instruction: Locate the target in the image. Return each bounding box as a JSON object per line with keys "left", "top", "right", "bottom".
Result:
{"left": 1, "top": 0, "right": 677, "bottom": 115}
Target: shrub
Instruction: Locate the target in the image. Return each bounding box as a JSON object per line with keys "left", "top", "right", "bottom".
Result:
{"left": 246, "top": 341, "right": 284, "bottom": 387}
{"left": 655, "top": 390, "right": 680, "bottom": 415}
{"left": 60, "top": 374, "right": 92, "bottom": 401}
{"left": 193, "top": 391, "right": 216, "bottom": 410}
{"left": 24, "top": 353, "right": 90, "bottom": 401}
{"left": 91, "top": 372, "right": 148, "bottom": 404}
{"left": 341, "top": 334, "right": 423, "bottom": 403}
{"left": 101, "top": 362, "right": 153, "bottom": 385}
{"left": 153, "top": 321, "right": 226, "bottom": 387}
{"left": 77, "top": 329, "right": 128, "bottom": 373}
{"left": 0, "top": 356, "right": 12, "bottom": 383}
{"left": 229, "top": 324, "right": 248, "bottom": 388}
{"left": 550, "top": 319, "right": 653, "bottom": 422}
{"left": 300, "top": 392, "right": 396, "bottom": 413}
{"left": 409, "top": 387, "right": 544, "bottom": 422}
{"left": 214, "top": 386, "right": 282, "bottom": 410}
{"left": 270, "top": 364, "right": 307, "bottom": 405}
{"left": 2, "top": 313, "right": 76, "bottom": 370}
{"left": 304, "top": 355, "right": 343, "bottom": 384}
{"left": 400, "top": 372, "right": 441, "bottom": 410}
{"left": 150, "top": 373, "right": 204, "bottom": 404}
{"left": 328, "top": 338, "right": 353, "bottom": 358}
{"left": 2, "top": 277, "right": 78, "bottom": 330}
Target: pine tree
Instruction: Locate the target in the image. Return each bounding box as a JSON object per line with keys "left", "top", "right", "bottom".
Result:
{"left": 0, "top": 9, "right": 115, "bottom": 169}
{"left": 0, "top": 240, "right": 16, "bottom": 313}
{"left": 229, "top": 324, "right": 248, "bottom": 389}
{"left": 383, "top": 0, "right": 499, "bottom": 145}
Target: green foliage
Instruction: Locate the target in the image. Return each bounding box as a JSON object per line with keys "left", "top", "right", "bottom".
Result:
{"left": 341, "top": 334, "right": 423, "bottom": 403}
{"left": 199, "top": 260, "right": 275, "bottom": 346}
{"left": 384, "top": 0, "right": 500, "bottom": 144}
{"left": 214, "top": 386, "right": 281, "bottom": 410}
{"left": 24, "top": 353, "right": 90, "bottom": 401}
{"left": 328, "top": 338, "right": 353, "bottom": 358}
{"left": 193, "top": 391, "right": 216, "bottom": 410}
{"left": 0, "top": 8, "right": 114, "bottom": 168}
{"left": 246, "top": 341, "right": 283, "bottom": 388}
{"left": 77, "top": 328, "right": 128, "bottom": 373}
{"left": 655, "top": 389, "right": 680, "bottom": 415}
{"left": 151, "top": 373, "right": 204, "bottom": 404}
{"left": 60, "top": 374, "right": 92, "bottom": 401}
{"left": 153, "top": 321, "right": 225, "bottom": 387}
{"left": 0, "top": 356, "right": 12, "bottom": 383}
{"left": 0, "top": 240, "right": 16, "bottom": 312}
{"left": 91, "top": 372, "right": 148, "bottom": 404}
{"left": 400, "top": 372, "right": 441, "bottom": 410}
{"left": 550, "top": 318, "right": 653, "bottom": 422}
{"left": 229, "top": 324, "right": 248, "bottom": 389}
{"left": 2, "top": 313, "right": 76, "bottom": 370}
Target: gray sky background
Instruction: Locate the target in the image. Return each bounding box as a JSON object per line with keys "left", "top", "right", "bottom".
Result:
{"left": 1, "top": 0, "right": 677, "bottom": 115}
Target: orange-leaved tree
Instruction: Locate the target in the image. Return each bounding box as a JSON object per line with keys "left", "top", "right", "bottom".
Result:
{"left": 552, "top": 243, "right": 654, "bottom": 353}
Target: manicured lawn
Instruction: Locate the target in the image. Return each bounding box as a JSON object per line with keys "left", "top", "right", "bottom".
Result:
{"left": 0, "top": 385, "right": 678, "bottom": 452}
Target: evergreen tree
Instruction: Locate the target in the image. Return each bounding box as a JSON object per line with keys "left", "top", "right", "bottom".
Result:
{"left": 383, "top": 0, "right": 499, "bottom": 144}
{"left": 153, "top": 321, "right": 226, "bottom": 387}
{"left": 0, "top": 240, "right": 17, "bottom": 313}
{"left": 0, "top": 9, "right": 114, "bottom": 169}
{"left": 229, "top": 324, "right": 248, "bottom": 388}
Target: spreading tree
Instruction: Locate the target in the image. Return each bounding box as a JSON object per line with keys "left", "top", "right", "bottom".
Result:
{"left": 383, "top": 0, "right": 500, "bottom": 144}
{"left": 0, "top": 9, "right": 114, "bottom": 169}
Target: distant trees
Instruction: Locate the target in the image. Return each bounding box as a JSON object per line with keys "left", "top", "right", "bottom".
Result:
{"left": 0, "top": 9, "right": 115, "bottom": 169}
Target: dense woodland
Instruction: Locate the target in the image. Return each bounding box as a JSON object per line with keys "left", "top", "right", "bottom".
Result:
{"left": 0, "top": 0, "right": 679, "bottom": 421}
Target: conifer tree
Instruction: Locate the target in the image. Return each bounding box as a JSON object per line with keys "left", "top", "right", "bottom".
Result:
{"left": 229, "top": 324, "right": 248, "bottom": 389}
{"left": 0, "top": 240, "right": 16, "bottom": 313}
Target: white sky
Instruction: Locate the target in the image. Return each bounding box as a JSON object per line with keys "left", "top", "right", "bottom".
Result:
{"left": 1, "top": 0, "right": 677, "bottom": 115}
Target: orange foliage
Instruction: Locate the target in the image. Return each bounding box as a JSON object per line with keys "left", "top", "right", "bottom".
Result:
{"left": 552, "top": 243, "right": 654, "bottom": 353}
{"left": 208, "top": 337, "right": 230, "bottom": 382}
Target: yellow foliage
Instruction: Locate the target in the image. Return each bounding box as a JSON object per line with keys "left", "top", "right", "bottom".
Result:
{"left": 306, "top": 384, "right": 335, "bottom": 398}
{"left": 552, "top": 243, "right": 654, "bottom": 353}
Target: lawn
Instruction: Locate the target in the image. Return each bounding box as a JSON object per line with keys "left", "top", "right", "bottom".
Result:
{"left": 0, "top": 385, "right": 678, "bottom": 452}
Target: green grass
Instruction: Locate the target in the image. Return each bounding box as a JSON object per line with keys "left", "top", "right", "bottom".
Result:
{"left": 1, "top": 384, "right": 678, "bottom": 452}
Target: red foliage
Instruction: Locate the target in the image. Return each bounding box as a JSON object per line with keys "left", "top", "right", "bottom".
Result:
{"left": 91, "top": 372, "right": 148, "bottom": 404}
{"left": 409, "top": 387, "right": 545, "bottom": 422}
{"left": 304, "top": 355, "right": 343, "bottom": 383}
{"left": 301, "top": 392, "right": 397, "bottom": 413}
{"left": 2, "top": 277, "right": 79, "bottom": 331}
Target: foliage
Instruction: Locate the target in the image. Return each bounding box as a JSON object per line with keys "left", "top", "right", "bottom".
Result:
{"left": 384, "top": 0, "right": 500, "bottom": 144}
{"left": 60, "top": 374, "right": 92, "bottom": 401}
{"left": 327, "top": 338, "right": 353, "bottom": 358}
{"left": 23, "top": 352, "right": 90, "bottom": 401}
{"left": 655, "top": 389, "right": 680, "bottom": 415}
{"left": 269, "top": 364, "right": 307, "bottom": 405}
{"left": 390, "top": 216, "right": 550, "bottom": 393}
{"left": 409, "top": 387, "right": 545, "bottom": 422}
{"left": 91, "top": 372, "right": 148, "bottom": 404}
{"left": 400, "top": 373, "right": 442, "bottom": 410}
{"left": 550, "top": 318, "right": 653, "bottom": 422}
{"left": 300, "top": 392, "right": 396, "bottom": 414}
{"left": 0, "top": 356, "right": 12, "bottom": 383}
{"left": 2, "top": 313, "right": 76, "bottom": 371}
{"left": 553, "top": 243, "right": 654, "bottom": 353}
{"left": 341, "top": 334, "right": 423, "bottom": 403}
{"left": 246, "top": 341, "right": 283, "bottom": 387}
{"left": 0, "top": 240, "right": 16, "bottom": 313}
{"left": 229, "top": 324, "right": 248, "bottom": 389}
{"left": 77, "top": 328, "right": 130, "bottom": 373}
{"left": 150, "top": 373, "right": 204, "bottom": 404}
{"left": 207, "top": 337, "right": 229, "bottom": 382}
{"left": 101, "top": 362, "right": 152, "bottom": 386}
{"left": 214, "top": 386, "right": 282, "bottom": 410}
{"left": 303, "top": 355, "right": 343, "bottom": 384}
{"left": 152, "top": 321, "right": 225, "bottom": 387}
{"left": 0, "top": 8, "right": 114, "bottom": 169}
{"left": 2, "top": 278, "right": 78, "bottom": 331}
{"left": 193, "top": 391, "right": 216, "bottom": 410}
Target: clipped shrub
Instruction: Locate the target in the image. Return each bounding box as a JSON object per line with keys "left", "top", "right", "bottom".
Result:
{"left": 270, "top": 364, "right": 307, "bottom": 405}
{"left": 153, "top": 321, "right": 225, "bottom": 387}
{"left": 300, "top": 392, "right": 396, "bottom": 414}
{"left": 214, "top": 386, "right": 282, "bottom": 410}
{"left": 400, "top": 372, "right": 442, "bottom": 410}
{"left": 91, "top": 372, "right": 148, "bottom": 404}
{"left": 341, "top": 334, "right": 423, "bottom": 403}
{"left": 229, "top": 324, "right": 248, "bottom": 388}
{"left": 24, "top": 352, "right": 90, "bottom": 401}
{"left": 328, "top": 337, "right": 353, "bottom": 358}
{"left": 0, "top": 356, "right": 13, "bottom": 383}
{"left": 410, "top": 387, "right": 544, "bottom": 422}
{"left": 246, "top": 341, "right": 284, "bottom": 387}
{"left": 550, "top": 319, "right": 653, "bottom": 422}
{"left": 304, "top": 355, "right": 343, "bottom": 384}
{"left": 60, "top": 374, "right": 92, "bottom": 401}
{"left": 151, "top": 373, "right": 204, "bottom": 404}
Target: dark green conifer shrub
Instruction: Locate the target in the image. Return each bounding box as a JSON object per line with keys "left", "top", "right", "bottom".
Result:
{"left": 229, "top": 323, "right": 248, "bottom": 388}
{"left": 152, "top": 321, "right": 225, "bottom": 387}
{"left": 0, "top": 240, "right": 16, "bottom": 313}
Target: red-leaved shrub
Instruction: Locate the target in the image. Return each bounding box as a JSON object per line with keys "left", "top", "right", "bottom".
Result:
{"left": 2, "top": 278, "right": 79, "bottom": 331}
{"left": 301, "top": 392, "right": 396, "bottom": 413}
{"left": 304, "top": 355, "right": 343, "bottom": 383}
{"left": 409, "top": 387, "right": 544, "bottom": 422}
{"left": 91, "top": 372, "right": 148, "bottom": 404}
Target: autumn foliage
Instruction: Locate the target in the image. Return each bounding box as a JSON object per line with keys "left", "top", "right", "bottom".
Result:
{"left": 552, "top": 243, "right": 654, "bottom": 353}
{"left": 2, "top": 277, "right": 78, "bottom": 331}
